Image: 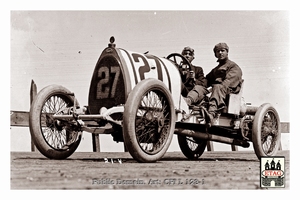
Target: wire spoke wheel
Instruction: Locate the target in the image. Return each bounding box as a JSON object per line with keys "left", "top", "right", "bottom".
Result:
{"left": 123, "top": 79, "right": 175, "bottom": 162}
{"left": 252, "top": 103, "right": 281, "bottom": 159}
{"left": 261, "top": 111, "right": 279, "bottom": 155}
{"left": 29, "top": 85, "right": 81, "bottom": 159}
{"left": 135, "top": 91, "right": 171, "bottom": 154}
{"left": 178, "top": 135, "right": 207, "bottom": 159}
{"left": 41, "top": 95, "right": 76, "bottom": 150}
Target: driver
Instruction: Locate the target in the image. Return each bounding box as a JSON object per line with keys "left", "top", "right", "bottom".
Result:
{"left": 180, "top": 46, "right": 208, "bottom": 106}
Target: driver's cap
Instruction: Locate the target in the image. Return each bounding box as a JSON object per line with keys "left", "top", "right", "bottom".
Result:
{"left": 182, "top": 46, "right": 194, "bottom": 56}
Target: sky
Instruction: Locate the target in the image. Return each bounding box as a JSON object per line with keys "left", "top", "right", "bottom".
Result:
{"left": 8, "top": 6, "right": 293, "bottom": 153}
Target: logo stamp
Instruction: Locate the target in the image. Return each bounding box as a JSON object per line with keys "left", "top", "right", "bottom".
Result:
{"left": 260, "top": 156, "right": 285, "bottom": 188}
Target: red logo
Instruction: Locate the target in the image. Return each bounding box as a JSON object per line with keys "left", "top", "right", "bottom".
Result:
{"left": 262, "top": 170, "right": 284, "bottom": 177}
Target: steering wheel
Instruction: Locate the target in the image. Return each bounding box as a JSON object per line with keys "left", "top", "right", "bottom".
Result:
{"left": 166, "top": 53, "right": 192, "bottom": 70}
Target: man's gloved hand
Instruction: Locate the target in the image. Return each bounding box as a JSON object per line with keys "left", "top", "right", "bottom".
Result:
{"left": 184, "top": 70, "right": 195, "bottom": 86}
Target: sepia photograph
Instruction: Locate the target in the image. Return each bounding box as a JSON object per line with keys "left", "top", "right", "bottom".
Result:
{"left": 9, "top": 2, "right": 294, "bottom": 194}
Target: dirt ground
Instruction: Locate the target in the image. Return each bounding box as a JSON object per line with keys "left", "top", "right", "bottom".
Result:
{"left": 10, "top": 150, "right": 289, "bottom": 190}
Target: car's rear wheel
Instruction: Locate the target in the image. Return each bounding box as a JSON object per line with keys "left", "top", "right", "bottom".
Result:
{"left": 178, "top": 135, "right": 207, "bottom": 159}
{"left": 252, "top": 103, "right": 281, "bottom": 159}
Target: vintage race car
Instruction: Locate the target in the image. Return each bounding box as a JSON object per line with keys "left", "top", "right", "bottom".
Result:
{"left": 29, "top": 37, "right": 281, "bottom": 162}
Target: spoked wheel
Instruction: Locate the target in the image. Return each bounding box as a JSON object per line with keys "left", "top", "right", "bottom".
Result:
{"left": 252, "top": 103, "right": 281, "bottom": 159}
{"left": 178, "top": 135, "right": 207, "bottom": 160}
{"left": 123, "top": 78, "right": 175, "bottom": 162}
{"left": 29, "top": 84, "right": 81, "bottom": 159}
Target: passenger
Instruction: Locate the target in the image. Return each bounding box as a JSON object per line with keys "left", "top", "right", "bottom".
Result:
{"left": 180, "top": 46, "right": 208, "bottom": 106}
{"left": 205, "top": 43, "right": 243, "bottom": 122}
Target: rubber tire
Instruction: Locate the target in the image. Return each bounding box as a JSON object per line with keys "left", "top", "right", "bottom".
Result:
{"left": 29, "top": 84, "right": 81, "bottom": 159}
{"left": 123, "top": 78, "right": 175, "bottom": 163}
{"left": 252, "top": 103, "right": 281, "bottom": 159}
{"left": 178, "top": 135, "right": 207, "bottom": 159}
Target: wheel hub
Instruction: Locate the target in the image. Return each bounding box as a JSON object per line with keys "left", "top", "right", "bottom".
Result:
{"left": 157, "top": 114, "right": 165, "bottom": 132}
{"left": 54, "top": 120, "right": 64, "bottom": 131}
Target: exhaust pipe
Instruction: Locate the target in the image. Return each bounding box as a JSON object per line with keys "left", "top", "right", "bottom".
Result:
{"left": 175, "top": 128, "right": 250, "bottom": 148}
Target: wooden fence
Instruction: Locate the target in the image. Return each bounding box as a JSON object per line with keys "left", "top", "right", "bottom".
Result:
{"left": 10, "top": 80, "right": 290, "bottom": 152}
